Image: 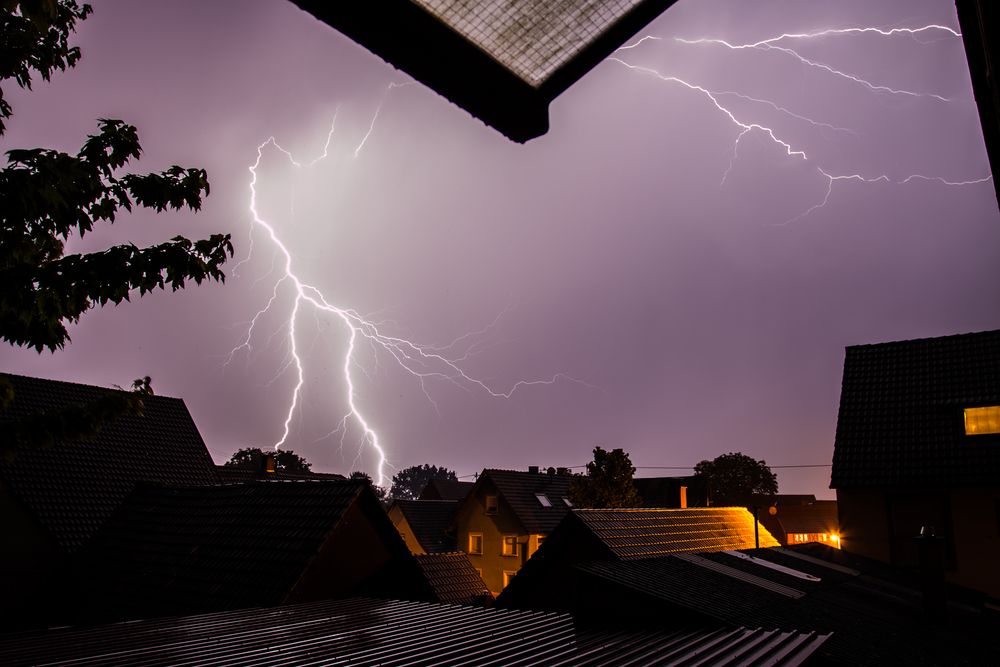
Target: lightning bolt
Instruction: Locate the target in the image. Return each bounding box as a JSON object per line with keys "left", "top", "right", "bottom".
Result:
{"left": 613, "top": 21, "right": 992, "bottom": 224}
{"left": 234, "top": 86, "right": 590, "bottom": 487}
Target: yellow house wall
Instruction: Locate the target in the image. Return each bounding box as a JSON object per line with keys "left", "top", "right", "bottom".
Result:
{"left": 455, "top": 481, "right": 527, "bottom": 594}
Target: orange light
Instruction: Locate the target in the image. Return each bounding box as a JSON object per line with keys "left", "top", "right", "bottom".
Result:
{"left": 964, "top": 406, "right": 1000, "bottom": 435}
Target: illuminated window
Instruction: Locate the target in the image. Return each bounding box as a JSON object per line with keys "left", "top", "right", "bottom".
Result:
{"left": 964, "top": 406, "right": 1000, "bottom": 435}
{"left": 475, "top": 568, "right": 483, "bottom": 578}
{"left": 468, "top": 533, "right": 483, "bottom": 555}
{"left": 502, "top": 534, "right": 517, "bottom": 556}
{"left": 503, "top": 570, "right": 517, "bottom": 588}
{"left": 535, "top": 493, "right": 552, "bottom": 507}
{"left": 485, "top": 495, "right": 499, "bottom": 514}
{"left": 537, "top": 535, "right": 546, "bottom": 547}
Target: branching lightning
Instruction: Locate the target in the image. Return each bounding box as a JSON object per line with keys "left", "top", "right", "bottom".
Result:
{"left": 614, "top": 21, "right": 993, "bottom": 224}
{"left": 233, "top": 86, "right": 589, "bottom": 487}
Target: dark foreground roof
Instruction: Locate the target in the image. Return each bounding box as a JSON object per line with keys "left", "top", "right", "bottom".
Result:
{"left": 832, "top": 329, "right": 1000, "bottom": 488}
{"left": 289, "top": 1, "right": 682, "bottom": 142}
{"left": 414, "top": 552, "right": 492, "bottom": 605}
{"left": 0, "top": 373, "right": 219, "bottom": 551}
{"left": 574, "top": 507, "right": 780, "bottom": 558}
{"left": 578, "top": 544, "right": 1000, "bottom": 665}
{"left": 391, "top": 499, "right": 458, "bottom": 552}
{"left": 78, "top": 480, "right": 372, "bottom": 615}
{"left": 482, "top": 468, "right": 574, "bottom": 533}
{"left": 0, "top": 597, "right": 830, "bottom": 667}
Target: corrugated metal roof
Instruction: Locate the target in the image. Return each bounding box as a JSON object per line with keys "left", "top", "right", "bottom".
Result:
{"left": 0, "top": 597, "right": 829, "bottom": 667}
{"left": 574, "top": 507, "right": 780, "bottom": 559}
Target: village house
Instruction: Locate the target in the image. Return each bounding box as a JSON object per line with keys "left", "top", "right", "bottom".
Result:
{"left": 754, "top": 496, "right": 841, "bottom": 548}
{"left": 454, "top": 467, "right": 574, "bottom": 594}
{"left": 831, "top": 329, "right": 1000, "bottom": 596}
{"left": 387, "top": 498, "right": 459, "bottom": 554}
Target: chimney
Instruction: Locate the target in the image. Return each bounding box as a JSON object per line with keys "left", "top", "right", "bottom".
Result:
{"left": 528, "top": 465, "right": 539, "bottom": 474}
{"left": 556, "top": 467, "right": 570, "bottom": 475}
{"left": 915, "top": 525, "right": 947, "bottom": 620}
{"left": 262, "top": 453, "right": 277, "bottom": 475}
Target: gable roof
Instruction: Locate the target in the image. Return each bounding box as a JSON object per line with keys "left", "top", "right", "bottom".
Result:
{"left": 575, "top": 544, "right": 1000, "bottom": 665}
{"left": 0, "top": 373, "right": 219, "bottom": 552}
{"left": 78, "top": 480, "right": 372, "bottom": 615}
{"left": 480, "top": 468, "right": 574, "bottom": 533}
{"left": 391, "top": 499, "right": 458, "bottom": 553}
{"left": 418, "top": 478, "right": 474, "bottom": 501}
{"left": 573, "top": 507, "right": 779, "bottom": 559}
{"left": 831, "top": 329, "right": 1000, "bottom": 488}
{"left": 289, "top": 1, "right": 682, "bottom": 142}
{"left": 0, "top": 596, "right": 830, "bottom": 667}
{"left": 414, "top": 552, "right": 492, "bottom": 605}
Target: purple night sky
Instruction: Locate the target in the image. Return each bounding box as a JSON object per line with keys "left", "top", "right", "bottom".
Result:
{"left": 2, "top": 0, "right": 998, "bottom": 494}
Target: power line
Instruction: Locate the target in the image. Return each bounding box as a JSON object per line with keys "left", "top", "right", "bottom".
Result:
{"left": 457, "top": 462, "right": 831, "bottom": 478}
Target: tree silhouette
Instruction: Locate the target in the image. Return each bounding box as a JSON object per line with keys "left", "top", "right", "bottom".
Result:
{"left": 568, "top": 446, "right": 642, "bottom": 508}
{"left": 0, "top": 2, "right": 232, "bottom": 449}
{"left": 389, "top": 464, "right": 458, "bottom": 500}
{"left": 694, "top": 452, "right": 778, "bottom": 506}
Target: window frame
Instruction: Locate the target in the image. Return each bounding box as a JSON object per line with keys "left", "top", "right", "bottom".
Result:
{"left": 503, "top": 570, "right": 517, "bottom": 588}
{"left": 963, "top": 405, "right": 1000, "bottom": 436}
{"left": 468, "top": 532, "right": 484, "bottom": 555}
{"left": 535, "top": 493, "right": 552, "bottom": 507}
{"left": 501, "top": 534, "right": 518, "bottom": 557}
{"left": 485, "top": 494, "right": 499, "bottom": 515}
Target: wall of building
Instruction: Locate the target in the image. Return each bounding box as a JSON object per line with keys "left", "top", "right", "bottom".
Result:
{"left": 454, "top": 481, "right": 526, "bottom": 594}
{"left": 839, "top": 486, "right": 1000, "bottom": 597}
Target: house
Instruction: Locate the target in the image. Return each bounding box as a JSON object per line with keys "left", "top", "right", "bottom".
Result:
{"left": 418, "top": 477, "right": 474, "bottom": 501}
{"left": 76, "top": 479, "right": 433, "bottom": 622}
{"left": 0, "top": 596, "right": 831, "bottom": 666}
{"left": 216, "top": 463, "right": 345, "bottom": 483}
{"left": 756, "top": 499, "right": 841, "bottom": 548}
{"left": 454, "top": 467, "right": 574, "bottom": 594}
{"left": 497, "top": 506, "right": 779, "bottom": 612}
{"left": 831, "top": 330, "right": 1000, "bottom": 596}
{"left": 387, "top": 499, "right": 458, "bottom": 554}
{"left": 503, "top": 543, "right": 1000, "bottom": 665}
{"left": 288, "top": 1, "right": 683, "bottom": 142}
{"left": 0, "top": 373, "right": 220, "bottom": 627}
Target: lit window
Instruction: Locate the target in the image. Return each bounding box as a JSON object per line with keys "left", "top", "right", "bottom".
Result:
{"left": 475, "top": 568, "right": 483, "bottom": 578}
{"left": 965, "top": 406, "right": 1000, "bottom": 435}
{"left": 485, "top": 495, "right": 499, "bottom": 514}
{"left": 535, "top": 493, "right": 552, "bottom": 507}
{"left": 562, "top": 497, "right": 573, "bottom": 507}
{"left": 502, "top": 534, "right": 517, "bottom": 556}
{"left": 503, "top": 570, "right": 517, "bottom": 588}
{"left": 537, "top": 535, "right": 546, "bottom": 547}
{"left": 469, "top": 533, "right": 483, "bottom": 555}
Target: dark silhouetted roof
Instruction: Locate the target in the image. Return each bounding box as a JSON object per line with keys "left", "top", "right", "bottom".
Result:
{"left": 0, "top": 596, "right": 830, "bottom": 667}
{"left": 79, "top": 480, "right": 368, "bottom": 615}
{"left": 289, "top": 1, "right": 682, "bottom": 142}
{"left": 573, "top": 507, "right": 779, "bottom": 559}
{"left": 215, "top": 464, "right": 345, "bottom": 484}
{"left": 831, "top": 329, "right": 1000, "bottom": 488}
{"left": 957, "top": 1, "right": 1000, "bottom": 209}
{"left": 766, "top": 501, "right": 838, "bottom": 537}
{"left": 414, "top": 552, "right": 491, "bottom": 605}
{"left": 482, "top": 468, "right": 574, "bottom": 533}
{"left": 0, "top": 373, "right": 219, "bottom": 552}
{"left": 633, "top": 475, "right": 709, "bottom": 507}
{"left": 418, "top": 477, "right": 474, "bottom": 501}
{"left": 576, "top": 544, "right": 1000, "bottom": 666}
{"left": 391, "top": 499, "right": 458, "bottom": 552}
